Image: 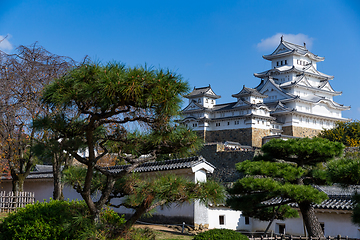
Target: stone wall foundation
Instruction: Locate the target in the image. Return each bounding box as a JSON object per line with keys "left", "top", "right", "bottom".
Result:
{"left": 196, "top": 128, "right": 270, "bottom": 147}
{"left": 282, "top": 126, "right": 322, "bottom": 138}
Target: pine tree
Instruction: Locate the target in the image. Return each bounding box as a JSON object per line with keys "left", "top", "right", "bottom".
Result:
{"left": 227, "top": 137, "right": 344, "bottom": 237}
{"left": 34, "top": 61, "right": 225, "bottom": 236}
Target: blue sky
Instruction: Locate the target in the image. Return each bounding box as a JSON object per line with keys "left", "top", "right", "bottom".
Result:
{"left": 1, "top": 0, "right": 360, "bottom": 120}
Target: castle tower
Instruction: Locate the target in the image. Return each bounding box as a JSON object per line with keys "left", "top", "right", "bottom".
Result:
{"left": 254, "top": 37, "right": 350, "bottom": 137}
{"left": 181, "top": 38, "right": 350, "bottom": 147}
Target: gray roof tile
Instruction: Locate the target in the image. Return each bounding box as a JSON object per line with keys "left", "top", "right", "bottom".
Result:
{"left": 106, "top": 156, "right": 214, "bottom": 174}
{"left": 16, "top": 156, "right": 215, "bottom": 180}
{"left": 185, "top": 86, "right": 221, "bottom": 99}
{"left": 263, "top": 185, "right": 356, "bottom": 211}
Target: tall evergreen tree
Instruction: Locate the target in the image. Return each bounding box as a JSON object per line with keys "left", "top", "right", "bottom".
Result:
{"left": 34, "top": 61, "right": 224, "bottom": 236}
{"left": 227, "top": 137, "right": 344, "bottom": 237}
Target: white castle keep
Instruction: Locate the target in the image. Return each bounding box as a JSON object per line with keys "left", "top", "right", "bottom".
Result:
{"left": 181, "top": 37, "right": 350, "bottom": 147}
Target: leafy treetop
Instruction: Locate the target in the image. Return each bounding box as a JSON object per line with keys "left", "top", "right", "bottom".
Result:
{"left": 227, "top": 137, "right": 344, "bottom": 237}
{"left": 319, "top": 121, "right": 360, "bottom": 147}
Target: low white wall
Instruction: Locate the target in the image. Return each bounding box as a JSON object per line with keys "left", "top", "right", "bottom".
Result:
{"left": 0, "top": 179, "right": 82, "bottom": 202}
{"left": 249, "top": 211, "right": 360, "bottom": 238}
{"left": 208, "top": 207, "right": 242, "bottom": 230}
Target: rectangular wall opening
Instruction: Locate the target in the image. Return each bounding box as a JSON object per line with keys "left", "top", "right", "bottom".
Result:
{"left": 219, "top": 215, "right": 225, "bottom": 225}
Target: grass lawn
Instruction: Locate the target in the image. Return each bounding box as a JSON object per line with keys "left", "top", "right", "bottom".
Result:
{"left": 0, "top": 212, "right": 9, "bottom": 222}
{"left": 154, "top": 229, "right": 193, "bottom": 240}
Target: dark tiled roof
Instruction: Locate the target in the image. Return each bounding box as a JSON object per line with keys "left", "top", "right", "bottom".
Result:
{"left": 3, "top": 157, "right": 214, "bottom": 180}
{"left": 28, "top": 165, "right": 53, "bottom": 179}
{"left": 263, "top": 185, "right": 356, "bottom": 211}
{"left": 232, "top": 86, "right": 267, "bottom": 98}
{"left": 185, "top": 86, "right": 221, "bottom": 99}
{"left": 34, "top": 165, "right": 53, "bottom": 172}
{"left": 263, "top": 40, "right": 324, "bottom": 62}
{"left": 106, "top": 156, "right": 214, "bottom": 174}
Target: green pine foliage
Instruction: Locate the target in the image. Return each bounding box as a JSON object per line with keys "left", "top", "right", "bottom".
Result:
{"left": 326, "top": 155, "right": 360, "bottom": 226}
{"left": 193, "top": 229, "right": 248, "bottom": 240}
{"left": 227, "top": 138, "right": 344, "bottom": 236}
{"left": 351, "top": 193, "right": 360, "bottom": 225}
{"left": 33, "top": 60, "right": 213, "bottom": 236}
{"left": 63, "top": 166, "right": 225, "bottom": 215}
{"left": 327, "top": 157, "right": 360, "bottom": 185}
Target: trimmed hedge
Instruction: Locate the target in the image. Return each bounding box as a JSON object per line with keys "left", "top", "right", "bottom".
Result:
{"left": 193, "top": 229, "right": 248, "bottom": 240}
{"left": 0, "top": 199, "right": 125, "bottom": 240}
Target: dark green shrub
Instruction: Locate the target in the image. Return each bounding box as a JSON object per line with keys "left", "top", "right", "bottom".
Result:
{"left": 193, "top": 229, "right": 248, "bottom": 240}
{"left": 0, "top": 199, "right": 125, "bottom": 240}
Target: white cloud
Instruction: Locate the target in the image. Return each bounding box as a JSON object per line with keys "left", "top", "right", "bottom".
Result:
{"left": 0, "top": 35, "right": 13, "bottom": 52}
{"left": 257, "top": 33, "right": 314, "bottom": 51}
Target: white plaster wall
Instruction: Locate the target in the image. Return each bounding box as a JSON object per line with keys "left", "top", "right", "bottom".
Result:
{"left": 208, "top": 207, "right": 242, "bottom": 230}
{"left": 110, "top": 200, "right": 195, "bottom": 221}
{"left": 202, "top": 97, "right": 216, "bottom": 108}
{"left": 0, "top": 180, "right": 82, "bottom": 202}
{"left": 248, "top": 212, "right": 360, "bottom": 238}
{"left": 207, "top": 119, "right": 247, "bottom": 131}
{"left": 317, "top": 212, "right": 360, "bottom": 238}
{"left": 312, "top": 103, "right": 334, "bottom": 117}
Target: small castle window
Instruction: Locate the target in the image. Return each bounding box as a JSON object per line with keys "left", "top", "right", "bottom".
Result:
{"left": 216, "top": 122, "right": 221, "bottom": 127}
{"left": 277, "top": 61, "right": 279, "bottom": 66}
{"left": 285, "top": 60, "right": 287, "bottom": 65}
{"left": 205, "top": 99, "right": 208, "bottom": 103}
{"left": 227, "top": 122, "right": 230, "bottom": 125}
{"left": 281, "top": 61, "right": 283, "bottom": 65}
{"left": 198, "top": 99, "right": 201, "bottom": 103}
{"left": 245, "top": 217, "right": 250, "bottom": 225}
{"left": 211, "top": 100, "right": 214, "bottom": 104}
{"left": 277, "top": 224, "right": 286, "bottom": 234}
{"left": 219, "top": 215, "right": 225, "bottom": 225}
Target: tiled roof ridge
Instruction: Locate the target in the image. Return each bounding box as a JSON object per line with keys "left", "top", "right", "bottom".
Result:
{"left": 282, "top": 40, "right": 307, "bottom": 51}
{"left": 104, "top": 155, "right": 215, "bottom": 173}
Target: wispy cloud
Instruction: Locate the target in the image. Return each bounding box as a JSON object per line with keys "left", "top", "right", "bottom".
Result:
{"left": 0, "top": 34, "right": 14, "bottom": 52}
{"left": 257, "top": 33, "right": 314, "bottom": 51}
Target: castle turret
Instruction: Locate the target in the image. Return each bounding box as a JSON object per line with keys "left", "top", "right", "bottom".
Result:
{"left": 185, "top": 85, "right": 221, "bottom": 108}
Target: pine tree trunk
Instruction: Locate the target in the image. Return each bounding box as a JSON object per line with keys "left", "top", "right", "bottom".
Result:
{"left": 53, "top": 160, "right": 64, "bottom": 200}
{"left": 298, "top": 201, "right": 324, "bottom": 237}
{"left": 116, "top": 195, "right": 155, "bottom": 237}
{"left": 53, "top": 176, "right": 64, "bottom": 200}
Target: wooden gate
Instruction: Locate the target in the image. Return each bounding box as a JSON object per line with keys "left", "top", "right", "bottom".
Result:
{"left": 0, "top": 191, "right": 35, "bottom": 212}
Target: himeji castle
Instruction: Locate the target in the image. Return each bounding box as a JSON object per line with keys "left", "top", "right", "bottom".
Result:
{"left": 181, "top": 37, "right": 350, "bottom": 147}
